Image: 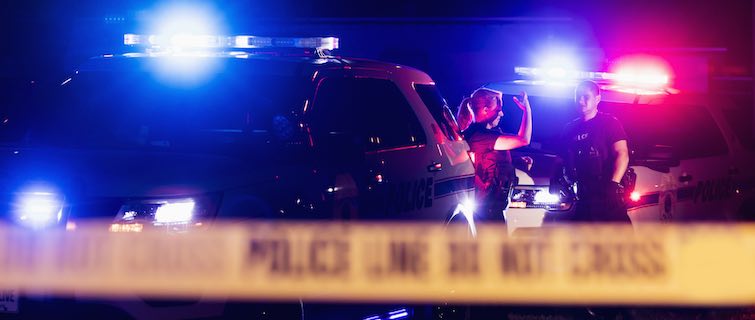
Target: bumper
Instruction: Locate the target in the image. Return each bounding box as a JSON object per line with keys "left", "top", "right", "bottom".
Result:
{"left": 504, "top": 207, "right": 576, "bottom": 234}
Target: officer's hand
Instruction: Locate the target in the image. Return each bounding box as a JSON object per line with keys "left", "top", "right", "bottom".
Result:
{"left": 606, "top": 181, "right": 624, "bottom": 196}
{"left": 512, "top": 91, "right": 531, "bottom": 111}
{"left": 520, "top": 156, "right": 533, "bottom": 171}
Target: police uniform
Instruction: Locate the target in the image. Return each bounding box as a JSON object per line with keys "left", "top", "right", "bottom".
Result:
{"left": 562, "top": 112, "right": 630, "bottom": 222}
{"left": 464, "top": 122, "right": 516, "bottom": 222}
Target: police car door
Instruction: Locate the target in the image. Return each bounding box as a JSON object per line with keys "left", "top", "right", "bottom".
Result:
{"left": 608, "top": 99, "right": 731, "bottom": 222}
{"left": 666, "top": 102, "right": 733, "bottom": 221}
{"left": 717, "top": 94, "right": 755, "bottom": 221}
{"left": 310, "top": 70, "right": 439, "bottom": 220}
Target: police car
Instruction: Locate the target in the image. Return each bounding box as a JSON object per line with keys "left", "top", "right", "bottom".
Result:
{"left": 0, "top": 33, "right": 477, "bottom": 318}
{"left": 488, "top": 64, "right": 755, "bottom": 230}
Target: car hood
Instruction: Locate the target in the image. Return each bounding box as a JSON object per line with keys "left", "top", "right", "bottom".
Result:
{"left": 0, "top": 147, "right": 280, "bottom": 198}
{"left": 512, "top": 150, "right": 562, "bottom": 186}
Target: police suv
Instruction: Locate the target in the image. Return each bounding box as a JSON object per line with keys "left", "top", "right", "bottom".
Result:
{"left": 489, "top": 66, "right": 755, "bottom": 230}
{"left": 0, "top": 34, "right": 477, "bottom": 318}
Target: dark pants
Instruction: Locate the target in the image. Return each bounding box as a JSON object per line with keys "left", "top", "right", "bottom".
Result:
{"left": 574, "top": 180, "right": 631, "bottom": 223}
{"left": 476, "top": 194, "right": 510, "bottom": 222}
{"left": 475, "top": 170, "right": 515, "bottom": 223}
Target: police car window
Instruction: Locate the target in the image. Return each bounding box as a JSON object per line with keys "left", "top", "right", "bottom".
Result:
{"left": 415, "top": 84, "right": 462, "bottom": 141}
{"left": 602, "top": 103, "right": 728, "bottom": 159}
{"left": 313, "top": 77, "right": 426, "bottom": 152}
{"left": 719, "top": 96, "right": 755, "bottom": 151}
{"left": 23, "top": 69, "right": 310, "bottom": 160}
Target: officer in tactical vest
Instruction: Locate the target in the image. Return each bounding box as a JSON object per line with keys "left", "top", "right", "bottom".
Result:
{"left": 561, "top": 80, "right": 631, "bottom": 222}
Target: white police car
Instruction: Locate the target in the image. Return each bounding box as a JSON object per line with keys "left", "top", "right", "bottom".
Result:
{"left": 0, "top": 33, "right": 477, "bottom": 318}
{"left": 488, "top": 64, "right": 755, "bottom": 231}
{"left": 1, "top": 34, "right": 477, "bottom": 230}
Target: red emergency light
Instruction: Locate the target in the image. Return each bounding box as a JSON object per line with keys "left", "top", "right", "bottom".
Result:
{"left": 608, "top": 54, "right": 673, "bottom": 87}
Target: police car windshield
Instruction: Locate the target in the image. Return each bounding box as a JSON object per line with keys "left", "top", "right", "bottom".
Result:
{"left": 601, "top": 101, "right": 728, "bottom": 159}
{"left": 500, "top": 94, "right": 727, "bottom": 159}
{"left": 16, "top": 66, "right": 310, "bottom": 158}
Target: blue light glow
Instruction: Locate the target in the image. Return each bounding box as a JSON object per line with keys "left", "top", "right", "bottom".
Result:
{"left": 143, "top": 2, "right": 227, "bottom": 41}
{"left": 13, "top": 190, "right": 64, "bottom": 229}
{"left": 525, "top": 45, "right": 582, "bottom": 82}
{"left": 137, "top": 2, "right": 228, "bottom": 87}
{"left": 146, "top": 53, "right": 224, "bottom": 88}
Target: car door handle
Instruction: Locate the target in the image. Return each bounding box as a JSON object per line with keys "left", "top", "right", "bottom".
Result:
{"left": 427, "top": 161, "right": 443, "bottom": 172}
{"left": 679, "top": 174, "right": 693, "bottom": 183}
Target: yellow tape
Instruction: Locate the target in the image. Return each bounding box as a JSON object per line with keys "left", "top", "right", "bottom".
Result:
{"left": 0, "top": 222, "right": 754, "bottom": 306}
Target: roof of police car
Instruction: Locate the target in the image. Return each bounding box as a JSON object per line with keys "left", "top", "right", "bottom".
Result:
{"left": 79, "top": 52, "right": 431, "bottom": 80}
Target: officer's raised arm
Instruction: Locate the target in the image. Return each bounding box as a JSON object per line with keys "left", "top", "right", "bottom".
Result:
{"left": 493, "top": 92, "right": 532, "bottom": 151}
{"left": 459, "top": 87, "right": 522, "bottom": 222}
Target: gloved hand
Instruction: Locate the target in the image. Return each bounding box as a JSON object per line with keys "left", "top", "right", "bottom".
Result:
{"left": 606, "top": 181, "right": 625, "bottom": 196}
{"left": 605, "top": 180, "right": 629, "bottom": 217}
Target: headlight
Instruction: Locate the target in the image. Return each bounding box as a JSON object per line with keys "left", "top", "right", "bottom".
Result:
{"left": 533, "top": 190, "right": 560, "bottom": 204}
{"left": 510, "top": 187, "right": 573, "bottom": 211}
{"left": 12, "top": 192, "right": 65, "bottom": 228}
{"left": 154, "top": 200, "right": 195, "bottom": 224}
{"left": 115, "top": 195, "right": 218, "bottom": 227}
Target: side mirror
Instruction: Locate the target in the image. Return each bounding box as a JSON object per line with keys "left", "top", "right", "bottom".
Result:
{"left": 630, "top": 144, "right": 680, "bottom": 173}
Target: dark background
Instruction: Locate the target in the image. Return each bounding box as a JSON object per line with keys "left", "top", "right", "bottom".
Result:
{"left": 1, "top": 0, "right": 752, "bottom": 107}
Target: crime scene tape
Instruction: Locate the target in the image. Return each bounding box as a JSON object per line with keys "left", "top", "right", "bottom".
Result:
{"left": 0, "top": 221, "right": 754, "bottom": 306}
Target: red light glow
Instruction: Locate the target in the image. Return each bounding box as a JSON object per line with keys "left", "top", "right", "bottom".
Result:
{"left": 609, "top": 55, "right": 672, "bottom": 87}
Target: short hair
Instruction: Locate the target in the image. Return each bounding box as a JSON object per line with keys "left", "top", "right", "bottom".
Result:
{"left": 575, "top": 80, "right": 600, "bottom": 96}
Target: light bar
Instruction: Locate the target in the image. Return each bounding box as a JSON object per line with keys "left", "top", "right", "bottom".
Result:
{"left": 515, "top": 66, "right": 669, "bottom": 86}
{"left": 515, "top": 67, "right": 612, "bottom": 82}
{"left": 606, "top": 70, "right": 669, "bottom": 86}
{"left": 235, "top": 36, "right": 339, "bottom": 50}
{"left": 124, "top": 33, "right": 339, "bottom": 50}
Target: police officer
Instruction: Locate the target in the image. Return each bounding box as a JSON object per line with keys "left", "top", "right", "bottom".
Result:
{"left": 561, "top": 80, "right": 630, "bottom": 222}
{"left": 457, "top": 88, "right": 532, "bottom": 222}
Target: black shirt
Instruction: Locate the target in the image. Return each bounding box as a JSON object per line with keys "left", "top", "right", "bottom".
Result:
{"left": 463, "top": 122, "right": 515, "bottom": 200}
{"left": 561, "top": 112, "right": 627, "bottom": 182}
{"left": 463, "top": 123, "right": 512, "bottom": 166}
